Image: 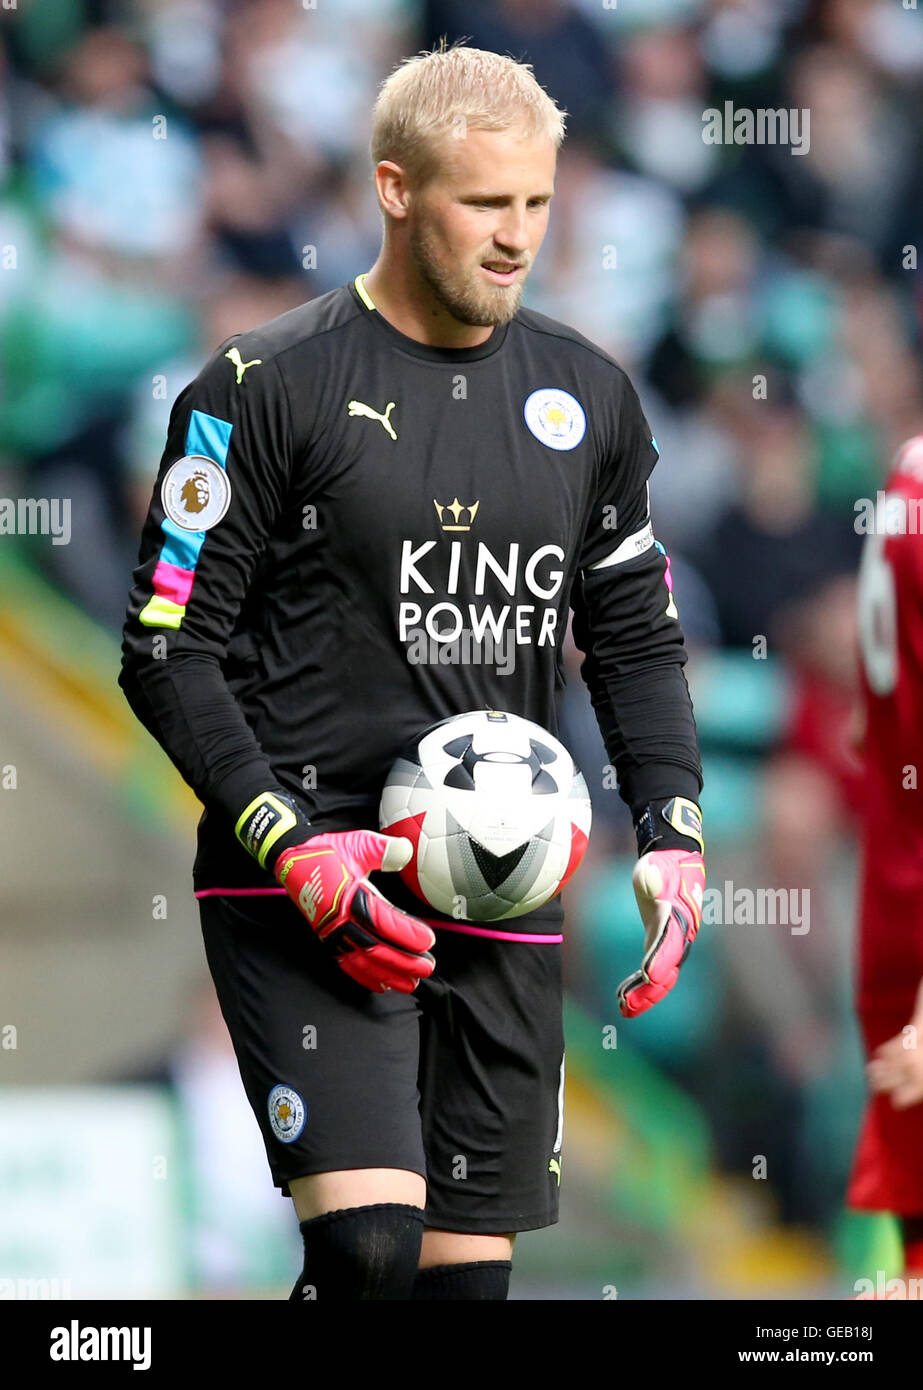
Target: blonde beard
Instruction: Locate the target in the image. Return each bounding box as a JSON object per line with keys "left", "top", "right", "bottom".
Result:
{"left": 408, "top": 221, "right": 527, "bottom": 327}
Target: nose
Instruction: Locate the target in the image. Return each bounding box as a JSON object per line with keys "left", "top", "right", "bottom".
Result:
{"left": 493, "top": 203, "right": 530, "bottom": 256}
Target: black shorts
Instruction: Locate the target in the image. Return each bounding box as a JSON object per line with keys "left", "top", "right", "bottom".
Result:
{"left": 197, "top": 892, "right": 565, "bottom": 1234}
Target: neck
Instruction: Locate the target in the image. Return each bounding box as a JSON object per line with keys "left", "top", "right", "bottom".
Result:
{"left": 362, "top": 249, "right": 496, "bottom": 350}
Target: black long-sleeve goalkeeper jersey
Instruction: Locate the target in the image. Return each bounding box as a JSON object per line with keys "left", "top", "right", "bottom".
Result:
{"left": 120, "top": 275, "right": 702, "bottom": 929}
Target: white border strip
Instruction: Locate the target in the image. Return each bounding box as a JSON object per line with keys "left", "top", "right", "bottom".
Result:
{"left": 589, "top": 520, "right": 655, "bottom": 570}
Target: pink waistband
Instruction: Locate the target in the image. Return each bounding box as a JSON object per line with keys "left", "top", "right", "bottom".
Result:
{"left": 194, "top": 887, "right": 561, "bottom": 942}
{"left": 420, "top": 918, "right": 562, "bottom": 944}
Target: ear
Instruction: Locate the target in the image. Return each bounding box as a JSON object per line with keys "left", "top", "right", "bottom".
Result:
{"left": 374, "top": 161, "right": 412, "bottom": 220}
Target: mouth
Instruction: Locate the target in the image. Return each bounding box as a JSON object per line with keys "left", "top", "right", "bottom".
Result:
{"left": 480, "top": 261, "right": 523, "bottom": 286}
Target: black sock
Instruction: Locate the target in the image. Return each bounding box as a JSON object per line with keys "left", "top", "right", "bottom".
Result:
{"left": 290, "top": 1202, "right": 424, "bottom": 1301}
{"left": 411, "top": 1259, "right": 512, "bottom": 1300}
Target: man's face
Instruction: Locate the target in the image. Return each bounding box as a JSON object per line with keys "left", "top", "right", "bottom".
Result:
{"left": 406, "top": 126, "right": 556, "bottom": 327}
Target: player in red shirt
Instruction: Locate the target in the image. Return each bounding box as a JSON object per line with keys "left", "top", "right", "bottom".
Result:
{"left": 849, "top": 435, "right": 923, "bottom": 1292}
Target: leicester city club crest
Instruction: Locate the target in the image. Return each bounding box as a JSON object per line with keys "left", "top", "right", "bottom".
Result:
{"left": 523, "top": 388, "right": 587, "bottom": 452}
{"left": 268, "top": 1083, "right": 307, "bottom": 1143}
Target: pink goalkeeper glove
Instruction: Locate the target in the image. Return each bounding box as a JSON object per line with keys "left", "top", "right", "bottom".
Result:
{"left": 274, "top": 830, "right": 436, "bottom": 994}
{"left": 617, "top": 849, "right": 706, "bottom": 1018}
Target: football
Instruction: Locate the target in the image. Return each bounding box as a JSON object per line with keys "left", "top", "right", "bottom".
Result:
{"left": 379, "top": 709, "right": 592, "bottom": 921}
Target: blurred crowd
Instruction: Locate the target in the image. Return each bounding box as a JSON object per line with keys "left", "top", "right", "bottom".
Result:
{"left": 2, "top": 0, "right": 922, "bottom": 1260}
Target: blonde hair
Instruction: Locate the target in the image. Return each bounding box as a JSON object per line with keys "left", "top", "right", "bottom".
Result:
{"left": 371, "top": 42, "right": 567, "bottom": 186}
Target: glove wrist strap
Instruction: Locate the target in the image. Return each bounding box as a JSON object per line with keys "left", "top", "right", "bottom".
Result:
{"left": 633, "top": 796, "right": 704, "bottom": 857}
{"left": 235, "top": 791, "right": 313, "bottom": 870}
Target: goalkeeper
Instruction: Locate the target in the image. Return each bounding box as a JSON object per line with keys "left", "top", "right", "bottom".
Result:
{"left": 120, "top": 43, "right": 704, "bottom": 1302}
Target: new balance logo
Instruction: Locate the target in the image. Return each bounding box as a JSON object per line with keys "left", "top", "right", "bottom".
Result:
{"left": 225, "top": 347, "right": 262, "bottom": 384}
{"left": 347, "top": 399, "right": 397, "bottom": 441}
{"left": 298, "top": 865, "right": 325, "bottom": 923}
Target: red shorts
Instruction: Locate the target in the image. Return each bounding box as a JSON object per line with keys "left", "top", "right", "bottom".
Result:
{"left": 847, "top": 1010, "right": 923, "bottom": 1215}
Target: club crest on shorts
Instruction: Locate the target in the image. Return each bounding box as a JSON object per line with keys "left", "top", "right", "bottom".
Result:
{"left": 523, "top": 389, "right": 587, "bottom": 452}
{"left": 268, "top": 1083, "right": 307, "bottom": 1143}
{"left": 161, "top": 454, "right": 231, "bottom": 532}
